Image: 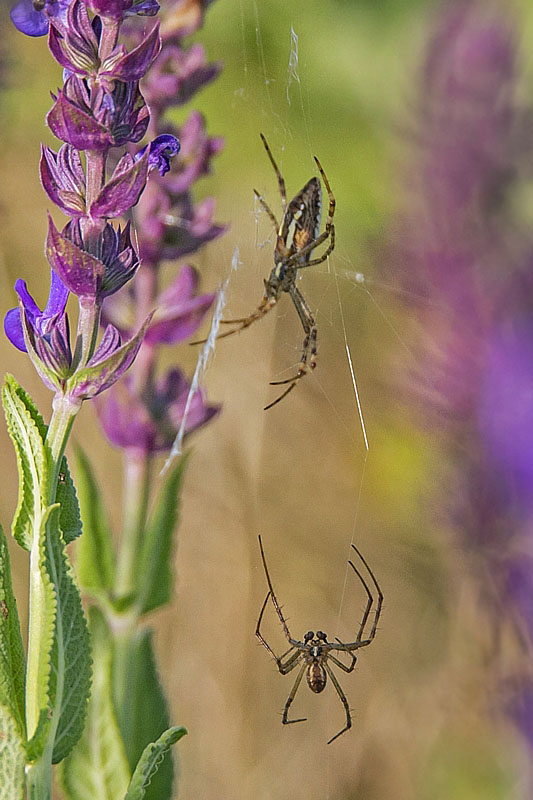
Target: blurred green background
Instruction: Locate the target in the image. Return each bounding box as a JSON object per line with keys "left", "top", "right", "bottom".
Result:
{"left": 2, "top": 0, "right": 533, "bottom": 797}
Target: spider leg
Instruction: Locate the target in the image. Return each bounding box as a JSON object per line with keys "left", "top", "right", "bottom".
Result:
{"left": 313, "top": 155, "right": 336, "bottom": 230}
{"left": 190, "top": 296, "right": 277, "bottom": 345}
{"left": 265, "top": 286, "right": 316, "bottom": 410}
{"left": 329, "top": 648, "right": 357, "bottom": 673}
{"left": 334, "top": 545, "right": 383, "bottom": 650}
{"left": 260, "top": 133, "right": 287, "bottom": 212}
{"left": 350, "top": 543, "right": 383, "bottom": 646}
{"left": 254, "top": 189, "right": 279, "bottom": 234}
{"left": 325, "top": 663, "right": 352, "bottom": 744}
{"left": 257, "top": 536, "right": 298, "bottom": 646}
{"left": 284, "top": 223, "right": 336, "bottom": 269}
{"left": 282, "top": 662, "right": 308, "bottom": 725}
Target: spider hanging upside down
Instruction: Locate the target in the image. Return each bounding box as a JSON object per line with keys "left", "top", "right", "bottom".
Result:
{"left": 256, "top": 535, "right": 383, "bottom": 744}
{"left": 192, "top": 134, "right": 336, "bottom": 410}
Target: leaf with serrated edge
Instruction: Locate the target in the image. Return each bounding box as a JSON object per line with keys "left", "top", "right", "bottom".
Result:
{"left": 124, "top": 727, "right": 187, "bottom": 800}
{"left": 0, "top": 525, "right": 26, "bottom": 737}
{"left": 5, "top": 379, "right": 81, "bottom": 545}
{"left": 113, "top": 629, "right": 173, "bottom": 800}
{"left": 59, "top": 608, "right": 130, "bottom": 800}
{"left": 43, "top": 507, "right": 91, "bottom": 764}
{"left": 2, "top": 375, "right": 49, "bottom": 551}
{"left": 0, "top": 704, "right": 25, "bottom": 799}
{"left": 138, "top": 457, "right": 187, "bottom": 615}
{"left": 74, "top": 446, "right": 115, "bottom": 592}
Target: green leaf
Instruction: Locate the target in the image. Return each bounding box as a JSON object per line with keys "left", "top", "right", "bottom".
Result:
{"left": 2, "top": 374, "right": 50, "bottom": 551}
{"left": 0, "top": 525, "right": 26, "bottom": 738}
{"left": 0, "top": 704, "right": 25, "bottom": 799}
{"left": 74, "top": 446, "right": 115, "bottom": 593}
{"left": 138, "top": 457, "right": 188, "bottom": 615}
{"left": 6, "top": 380, "right": 81, "bottom": 545}
{"left": 59, "top": 608, "right": 130, "bottom": 800}
{"left": 113, "top": 629, "right": 174, "bottom": 800}
{"left": 56, "top": 457, "right": 82, "bottom": 545}
{"left": 43, "top": 507, "right": 91, "bottom": 764}
{"left": 124, "top": 727, "right": 187, "bottom": 800}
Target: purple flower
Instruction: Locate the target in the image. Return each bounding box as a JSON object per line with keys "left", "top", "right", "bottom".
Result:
{"left": 40, "top": 144, "right": 87, "bottom": 217}
{"left": 46, "top": 216, "right": 139, "bottom": 300}
{"left": 66, "top": 315, "right": 153, "bottom": 400}
{"left": 94, "top": 367, "right": 219, "bottom": 452}
{"left": 144, "top": 133, "right": 181, "bottom": 177}
{"left": 141, "top": 43, "right": 221, "bottom": 112}
{"left": 86, "top": 0, "right": 159, "bottom": 19}
{"left": 480, "top": 321, "right": 533, "bottom": 505}
{"left": 101, "top": 264, "right": 215, "bottom": 344}
{"left": 145, "top": 265, "right": 215, "bottom": 344}
{"left": 10, "top": 0, "right": 71, "bottom": 37}
{"left": 162, "top": 113, "right": 223, "bottom": 194}
{"left": 47, "top": 76, "right": 149, "bottom": 151}
{"left": 4, "top": 270, "right": 69, "bottom": 353}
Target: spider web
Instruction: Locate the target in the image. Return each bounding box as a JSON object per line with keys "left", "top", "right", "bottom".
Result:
{"left": 183, "top": 3, "right": 425, "bottom": 797}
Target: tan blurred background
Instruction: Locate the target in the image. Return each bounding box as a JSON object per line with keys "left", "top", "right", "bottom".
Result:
{"left": 2, "top": 0, "right": 533, "bottom": 797}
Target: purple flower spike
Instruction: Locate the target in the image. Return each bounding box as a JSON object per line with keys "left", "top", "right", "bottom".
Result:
{"left": 4, "top": 270, "right": 69, "bottom": 353}
{"left": 10, "top": 0, "right": 71, "bottom": 36}
{"left": 46, "top": 216, "right": 140, "bottom": 300}
{"left": 95, "top": 367, "right": 220, "bottom": 452}
{"left": 145, "top": 265, "right": 215, "bottom": 345}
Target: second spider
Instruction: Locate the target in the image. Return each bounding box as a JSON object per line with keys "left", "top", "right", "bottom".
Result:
{"left": 195, "top": 134, "right": 336, "bottom": 410}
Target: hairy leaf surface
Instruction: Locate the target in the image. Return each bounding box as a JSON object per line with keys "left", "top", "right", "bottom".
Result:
{"left": 59, "top": 608, "right": 129, "bottom": 800}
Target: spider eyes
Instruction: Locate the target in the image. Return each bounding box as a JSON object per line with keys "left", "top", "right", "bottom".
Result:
{"left": 303, "top": 630, "right": 327, "bottom": 642}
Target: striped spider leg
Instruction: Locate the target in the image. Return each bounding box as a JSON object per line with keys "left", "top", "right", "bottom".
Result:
{"left": 255, "top": 535, "right": 383, "bottom": 744}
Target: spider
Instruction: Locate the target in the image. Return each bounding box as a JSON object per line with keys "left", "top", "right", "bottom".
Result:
{"left": 255, "top": 535, "right": 383, "bottom": 745}
{"left": 192, "top": 134, "right": 336, "bottom": 410}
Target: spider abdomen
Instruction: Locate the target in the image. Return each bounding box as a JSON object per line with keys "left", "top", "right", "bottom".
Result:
{"left": 307, "top": 661, "right": 327, "bottom": 693}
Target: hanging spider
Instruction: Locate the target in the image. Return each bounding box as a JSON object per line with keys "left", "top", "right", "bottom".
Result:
{"left": 192, "top": 134, "right": 336, "bottom": 410}
{"left": 255, "top": 535, "right": 383, "bottom": 744}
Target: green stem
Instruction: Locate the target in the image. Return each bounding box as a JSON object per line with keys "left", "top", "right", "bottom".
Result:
{"left": 115, "top": 449, "right": 152, "bottom": 599}
{"left": 72, "top": 298, "right": 101, "bottom": 371}
{"left": 25, "top": 754, "right": 52, "bottom": 800}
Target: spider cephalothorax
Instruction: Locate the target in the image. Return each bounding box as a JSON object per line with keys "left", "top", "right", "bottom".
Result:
{"left": 192, "top": 134, "right": 336, "bottom": 410}
{"left": 256, "top": 536, "right": 383, "bottom": 744}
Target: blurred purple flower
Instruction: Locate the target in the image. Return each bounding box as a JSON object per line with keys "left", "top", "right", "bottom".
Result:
{"left": 162, "top": 112, "right": 223, "bottom": 194}
{"left": 95, "top": 367, "right": 219, "bottom": 452}
{"left": 141, "top": 42, "right": 221, "bottom": 113}
{"left": 389, "top": 0, "right": 533, "bottom": 761}
{"left": 480, "top": 322, "right": 533, "bottom": 503}
{"left": 102, "top": 264, "right": 215, "bottom": 344}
